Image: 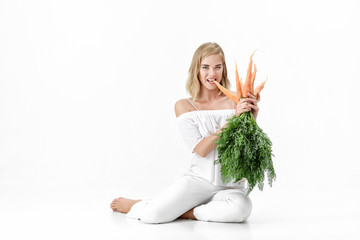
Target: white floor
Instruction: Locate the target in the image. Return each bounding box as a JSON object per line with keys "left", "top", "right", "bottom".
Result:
{"left": 1, "top": 179, "right": 359, "bottom": 240}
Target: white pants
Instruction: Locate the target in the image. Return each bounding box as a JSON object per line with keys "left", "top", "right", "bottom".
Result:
{"left": 126, "top": 175, "right": 252, "bottom": 224}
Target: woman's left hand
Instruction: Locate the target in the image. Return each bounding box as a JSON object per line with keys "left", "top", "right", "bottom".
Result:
{"left": 244, "top": 93, "right": 260, "bottom": 120}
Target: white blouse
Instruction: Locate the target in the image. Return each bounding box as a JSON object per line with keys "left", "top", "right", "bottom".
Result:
{"left": 176, "top": 109, "right": 246, "bottom": 189}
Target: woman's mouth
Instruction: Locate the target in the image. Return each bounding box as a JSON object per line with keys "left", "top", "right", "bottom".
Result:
{"left": 207, "top": 79, "right": 216, "bottom": 84}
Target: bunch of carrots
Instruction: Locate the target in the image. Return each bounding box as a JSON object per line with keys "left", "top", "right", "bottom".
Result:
{"left": 213, "top": 50, "right": 266, "bottom": 102}
{"left": 213, "top": 51, "right": 276, "bottom": 196}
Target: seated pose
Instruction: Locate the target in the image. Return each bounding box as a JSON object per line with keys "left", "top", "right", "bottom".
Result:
{"left": 110, "top": 42, "right": 260, "bottom": 224}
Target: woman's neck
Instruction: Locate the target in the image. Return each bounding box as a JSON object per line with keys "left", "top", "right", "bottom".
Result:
{"left": 196, "top": 87, "right": 220, "bottom": 103}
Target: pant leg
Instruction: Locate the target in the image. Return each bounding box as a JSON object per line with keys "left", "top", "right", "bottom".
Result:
{"left": 126, "top": 175, "right": 215, "bottom": 224}
{"left": 193, "top": 188, "right": 252, "bottom": 223}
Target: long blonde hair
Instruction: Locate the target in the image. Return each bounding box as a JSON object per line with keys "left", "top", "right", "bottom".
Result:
{"left": 186, "top": 42, "right": 230, "bottom": 101}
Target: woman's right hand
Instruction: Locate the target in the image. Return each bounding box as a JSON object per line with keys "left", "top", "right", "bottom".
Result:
{"left": 235, "top": 99, "right": 251, "bottom": 117}
{"left": 235, "top": 93, "right": 260, "bottom": 119}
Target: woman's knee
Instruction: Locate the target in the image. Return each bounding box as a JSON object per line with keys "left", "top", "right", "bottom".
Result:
{"left": 226, "top": 192, "right": 252, "bottom": 222}
{"left": 193, "top": 191, "right": 252, "bottom": 223}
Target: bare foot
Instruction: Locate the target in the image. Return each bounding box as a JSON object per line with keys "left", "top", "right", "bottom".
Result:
{"left": 110, "top": 197, "right": 141, "bottom": 213}
{"left": 179, "top": 208, "right": 197, "bottom": 220}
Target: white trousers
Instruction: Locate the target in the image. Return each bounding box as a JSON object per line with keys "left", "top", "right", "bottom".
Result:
{"left": 126, "top": 175, "right": 252, "bottom": 224}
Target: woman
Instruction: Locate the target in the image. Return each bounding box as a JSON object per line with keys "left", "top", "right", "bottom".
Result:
{"left": 110, "top": 42, "right": 260, "bottom": 224}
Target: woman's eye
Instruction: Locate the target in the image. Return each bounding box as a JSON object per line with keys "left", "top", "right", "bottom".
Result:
{"left": 202, "top": 66, "right": 208, "bottom": 69}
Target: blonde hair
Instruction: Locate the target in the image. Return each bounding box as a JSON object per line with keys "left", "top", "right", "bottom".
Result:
{"left": 186, "top": 42, "right": 230, "bottom": 101}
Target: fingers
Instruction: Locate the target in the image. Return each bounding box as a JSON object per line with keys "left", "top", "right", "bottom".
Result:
{"left": 241, "top": 98, "right": 258, "bottom": 107}
{"left": 246, "top": 92, "right": 260, "bottom": 102}
{"left": 245, "top": 93, "right": 259, "bottom": 103}
{"left": 236, "top": 103, "right": 251, "bottom": 113}
{"left": 242, "top": 102, "right": 258, "bottom": 111}
{"left": 247, "top": 103, "right": 259, "bottom": 112}
{"left": 237, "top": 99, "right": 258, "bottom": 111}
{"left": 247, "top": 93, "right": 256, "bottom": 99}
{"left": 239, "top": 98, "right": 256, "bottom": 104}
{"left": 236, "top": 93, "right": 260, "bottom": 117}
{"left": 237, "top": 100, "right": 253, "bottom": 109}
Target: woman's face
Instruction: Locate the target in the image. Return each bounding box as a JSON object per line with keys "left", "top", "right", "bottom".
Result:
{"left": 198, "top": 54, "right": 224, "bottom": 91}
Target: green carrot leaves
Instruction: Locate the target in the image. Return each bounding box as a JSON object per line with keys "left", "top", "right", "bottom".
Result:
{"left": 215, "top": 111, "right": 276, "bottom": 196}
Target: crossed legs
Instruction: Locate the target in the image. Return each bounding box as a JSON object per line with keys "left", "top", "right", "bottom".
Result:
{"left": 110, "top": 176, "right": 252, "bottom": 224}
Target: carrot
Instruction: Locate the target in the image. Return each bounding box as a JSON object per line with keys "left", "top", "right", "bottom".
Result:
{"left": 239, "top": 77, "right": 244, "bottom": 100}
{"left": 243, "top": 50, "right": 256, "bottom": 98}
{"left": 214, "top": 80, "right": 239, "bottom": 103}
{"left": 235, "top": 62, "right": 243, "bottom": 99}
{"left": 254, "top": 77, "right": 268, "bottom": 98}
{"left": 250, "top": 64, "right": 257, "bottom": 94}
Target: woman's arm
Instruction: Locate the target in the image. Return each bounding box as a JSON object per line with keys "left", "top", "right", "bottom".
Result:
{"left": 193, "top": 124, "right": 227, "bottom": 158}
{"left": 176, "top": 99, "right": 221, "bottom": 157}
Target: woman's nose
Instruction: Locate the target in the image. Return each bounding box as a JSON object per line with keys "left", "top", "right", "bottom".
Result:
{"left": 209, "top": 68, "right": 216, "bottom": 76}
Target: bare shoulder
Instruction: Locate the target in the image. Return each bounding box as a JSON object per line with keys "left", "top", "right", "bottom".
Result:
{"left": 174, "top": 98, "right": 194, "bottom": 117}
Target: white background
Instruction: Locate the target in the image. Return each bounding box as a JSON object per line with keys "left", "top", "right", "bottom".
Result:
{"left": 1, "top": 0, "right": 360, "bottom": 239}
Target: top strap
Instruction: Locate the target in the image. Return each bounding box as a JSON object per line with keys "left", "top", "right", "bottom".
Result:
{"left": 186, "top": 98, "right": 199, "bottom": 111}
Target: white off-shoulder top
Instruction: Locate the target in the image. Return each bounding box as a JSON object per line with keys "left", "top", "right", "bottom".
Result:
{"left": 176, "top": 106, "right": 246, "bottom": 189}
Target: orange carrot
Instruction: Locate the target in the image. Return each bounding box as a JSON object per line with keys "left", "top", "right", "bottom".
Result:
{"left": 250, "top": 64, "right": 257, "bottom": 94}
{"left": 243, "top": 50, "right": 256, "bottom": 98}
{"left": 214, "top": 80, "right": 239, "bottom": 103}
{"left": 239, "top": 77, "right": 244, "bottom": 99}
{"left": 254, "top": 77, "right": 268, "bottom": 98}
{"left": 235, "top": 62, "right": 243, "bottom": 99}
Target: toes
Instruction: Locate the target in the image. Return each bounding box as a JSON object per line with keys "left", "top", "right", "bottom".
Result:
{"left": 110, "top": 199, "right": 118, "bottom": 209}
{"left": 110, "top": 197, "right": 124, "bottom": 212}
{"left": 110, "top": 203, "right": 117, "bottom": 211}
{"left": 111, "top": 205, "right": 118, "bottom": 211}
